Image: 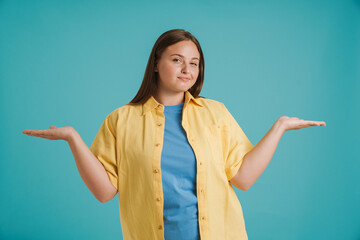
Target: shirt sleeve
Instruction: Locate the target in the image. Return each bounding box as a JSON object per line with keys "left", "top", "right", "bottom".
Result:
{"left": 222, "top": 104, "right": 255, "bottom": 181}
{"left": 89, "top": 113, "right": 118, "bottom": 191}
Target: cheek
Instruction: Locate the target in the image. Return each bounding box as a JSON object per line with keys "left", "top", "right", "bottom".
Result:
{"left": 192, "top": 68, "right": 200, "bottom": 78}
{"left": 160, "top": 64, "right": 178, "bottom": 77}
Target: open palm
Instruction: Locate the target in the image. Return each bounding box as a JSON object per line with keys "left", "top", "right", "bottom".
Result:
{"left": 22, "top": 126, "right": 74, "bottom": 141}
{"left": 278, "top": 116, "right": 326, "bottom": 132}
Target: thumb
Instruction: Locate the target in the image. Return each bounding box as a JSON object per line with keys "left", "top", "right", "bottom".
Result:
{"left": 49, "top": 126, "right": 58, "bottom": 129}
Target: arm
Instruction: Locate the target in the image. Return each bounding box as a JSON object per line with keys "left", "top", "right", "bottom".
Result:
{"left": 67, "top": 129, "right": 118, "bottom": 203}
{"left": 230, "top": 116, "right": 326, "bottom": 191}
{"left": 23, "top": 126, "right": 117, "bottom": 203}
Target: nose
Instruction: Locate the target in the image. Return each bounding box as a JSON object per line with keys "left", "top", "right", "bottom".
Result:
{"left": 181, "top": 64, "right": 190, "bottom": 74}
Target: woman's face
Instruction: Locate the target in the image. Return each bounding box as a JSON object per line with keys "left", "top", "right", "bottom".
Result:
{"left": 155, "top": 40, "right": 200, "bottom": 94}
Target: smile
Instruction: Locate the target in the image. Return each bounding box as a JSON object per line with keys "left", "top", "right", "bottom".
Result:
{"left": 178, "top": 77, "right": 190, "bottom": 82}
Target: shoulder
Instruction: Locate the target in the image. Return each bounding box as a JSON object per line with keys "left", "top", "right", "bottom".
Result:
{"left": 193, "top": 96, "right": 230, "bottom": 126}
{"left": 196, "top": 96, "right": 243, "bottom": 127}
{"left": 104, "top": 104, "right": 138, "bottom": 123}
{"left": 196, "top": 96, "right": 227, "bottom": 113}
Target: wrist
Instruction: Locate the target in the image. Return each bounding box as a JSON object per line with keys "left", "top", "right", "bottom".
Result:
{"left": 274, "top": 118, "right": 286, "bottom": 134}
{"left": 66, "top": 127, "right": 78, "bottom": 143}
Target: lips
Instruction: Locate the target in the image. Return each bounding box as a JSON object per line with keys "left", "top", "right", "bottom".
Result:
{"left": 178, "top": 77, "right": 190, "bottom": 81}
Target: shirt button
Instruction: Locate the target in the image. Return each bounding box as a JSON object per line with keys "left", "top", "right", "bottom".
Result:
{"left": 156, "top": 197, "right": 161, "bottom": 201}
{"left": 155, "top": 143, "right": 160, "bottom": 147}
{"left": 200, "top": 189, "right": 203, "bottom": 193}
{"left": 157, "top": 123, "right": 162, "bottom": 126}
{"left": 158, "top": 225, "right": 163, "bottom": 230}
{"left": 199, "top": 162, "right": 203, "bottom": 165}
{"left": 153, "top": 169, "right": 159, "bottom": 173}
{"left": 202, "top": 216, "right": 206, "bottom": 220}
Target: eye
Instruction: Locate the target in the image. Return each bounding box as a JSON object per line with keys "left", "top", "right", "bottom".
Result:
{"left": 191, "top": 63, "right": 198, "bottom": 66}
{"left": 172, "top": 58, "right": 181, "bottom": 62}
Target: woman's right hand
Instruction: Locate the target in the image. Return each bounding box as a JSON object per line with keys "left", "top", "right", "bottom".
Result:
{"left": 22, "top": 126, "right": 75, "bottom": 142}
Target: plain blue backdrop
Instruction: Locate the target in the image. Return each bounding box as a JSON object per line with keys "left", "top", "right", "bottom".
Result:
{"left": 1, "top": 0, "right": 359, "bottom": 239}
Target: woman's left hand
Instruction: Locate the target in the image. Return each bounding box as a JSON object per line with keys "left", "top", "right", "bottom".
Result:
{"left": 277, "top": 116, "right": 326, "bottom": 132}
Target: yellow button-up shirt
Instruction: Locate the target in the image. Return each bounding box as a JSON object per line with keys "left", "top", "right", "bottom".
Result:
{"left": 90, "top": 90, "right": 255, "bottom": 240}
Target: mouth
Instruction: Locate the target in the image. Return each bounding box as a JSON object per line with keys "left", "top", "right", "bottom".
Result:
{"left": 178, "top": 77, "right": 190, "bottom": 82}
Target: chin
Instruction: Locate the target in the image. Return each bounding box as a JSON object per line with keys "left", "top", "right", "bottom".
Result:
{"left": 178, "top": 86, "right": 192, "bottom": 92}
{"left": 168, "top": 83, "right": 195, "bottom": 93}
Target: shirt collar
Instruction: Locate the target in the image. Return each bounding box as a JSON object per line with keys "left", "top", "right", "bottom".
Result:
{"left": 142, "top": 90, "right": 203, "bottom": 116}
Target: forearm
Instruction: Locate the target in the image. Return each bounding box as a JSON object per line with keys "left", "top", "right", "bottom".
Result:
{"left": 67, "top": 130, "right": 117, "bottom": 203}
{"left": 234, "top": 120, "right": 285, "bottom": 190}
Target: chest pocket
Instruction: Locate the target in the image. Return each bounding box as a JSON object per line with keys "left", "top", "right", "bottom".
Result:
{"left": 204, "top": 123, "right": 225, "bottom": 165}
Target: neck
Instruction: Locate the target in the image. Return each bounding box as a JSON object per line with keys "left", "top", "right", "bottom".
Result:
{"left": 154, "top": 90, "right": 185, "bottom": 106}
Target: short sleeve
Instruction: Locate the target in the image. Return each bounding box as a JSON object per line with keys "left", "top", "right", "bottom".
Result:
{"left": 90, "top": 113, "right": 118, "bottom": 191}
{"left": 222, "top": 104, "right": 255, "bottom": 181}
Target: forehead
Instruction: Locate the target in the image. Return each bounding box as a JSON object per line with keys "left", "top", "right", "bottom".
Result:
{"left": 164, "top": 40, "right": 200, "bottom": 59}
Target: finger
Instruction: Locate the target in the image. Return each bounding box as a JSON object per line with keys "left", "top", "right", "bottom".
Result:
{"left": 25, "top": 130, "right": 54, "bottom": 139}
{"left": 299, "top": 121, "right": 317, "bottom": 127}
{"left": 49, "top": 126, "right": 57, "bottom": 129}
{"left": 308, "top": 121, "right": 324, "bottom": 126}
{"left": 302, "top": 120, "right": 325, "bottom": 125}
{"left": 23, "top": 130, "right": 34, "bottom": 135}
{"left": 316, "top": 121, "right": 326, "bottom": 126}
{"left": 311, "top": 121, "right": 326, "bottom": 126}
{"left": 34, "top": 135, "right": 52, "bottom": 139}
{"left": 23, "top": 129, "right": 37, "bottom": 134}
{"left": 25, "top": 130, "right": 48, "bottom": 136}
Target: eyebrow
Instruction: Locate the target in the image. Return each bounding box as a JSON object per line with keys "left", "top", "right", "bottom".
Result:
{"left": 170, "top": 54, "right": 200, "bottom": 61}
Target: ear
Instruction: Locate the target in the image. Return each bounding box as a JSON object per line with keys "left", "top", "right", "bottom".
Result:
{"left": 154, "top": 64, "right": 158, "bottom": 72}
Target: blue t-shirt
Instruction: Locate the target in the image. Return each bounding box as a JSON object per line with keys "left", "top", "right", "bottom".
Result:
{"left": 161, "top": 102, "right": 200, "bottom": 240}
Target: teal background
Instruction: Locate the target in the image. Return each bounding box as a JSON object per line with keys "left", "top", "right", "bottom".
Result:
{"left": 1, "top": 0, "right": 359, "bottom": 239}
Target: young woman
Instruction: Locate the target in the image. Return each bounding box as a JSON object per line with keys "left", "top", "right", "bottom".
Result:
{"left": 22, "top": 29, "right": 326, "bottom": 240}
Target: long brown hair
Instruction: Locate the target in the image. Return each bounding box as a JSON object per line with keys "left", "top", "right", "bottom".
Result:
{"left": 127, "top": 29, "right": 205, "bottom": 105}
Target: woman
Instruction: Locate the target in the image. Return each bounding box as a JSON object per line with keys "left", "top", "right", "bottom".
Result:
{"left": 22, "top": 29, "right": 326, "bottom": 240}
